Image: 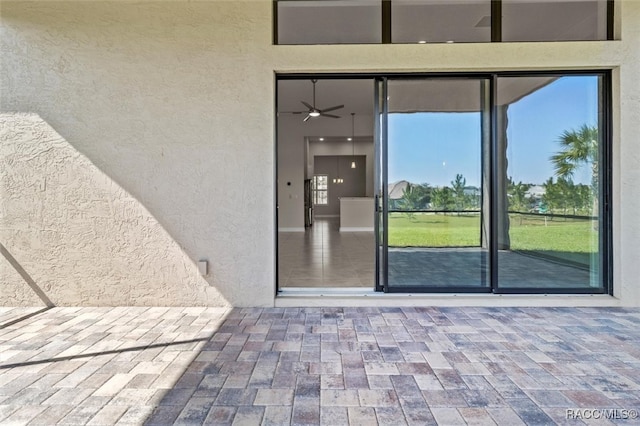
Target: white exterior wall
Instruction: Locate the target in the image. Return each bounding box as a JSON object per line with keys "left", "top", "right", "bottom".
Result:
{"left": 1, "top": 0, "right": 639, "bottom": 307}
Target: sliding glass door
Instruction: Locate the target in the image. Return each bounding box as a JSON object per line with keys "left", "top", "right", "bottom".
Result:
{"left": 494, "top": 74, "right": 607, "bottom": 292}
{"left": 382, "top": 77, "right": 491, "bottom": 291}
{"left": 376, "top": 72, "right": 610, "bottom": 293}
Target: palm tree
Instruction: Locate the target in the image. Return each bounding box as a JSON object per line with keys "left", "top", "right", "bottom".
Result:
{"left": 550, "top": 124, "right": 599, "bottom": 220}
{"left": 550, "top": 124, "right": 598, "bottom": 187}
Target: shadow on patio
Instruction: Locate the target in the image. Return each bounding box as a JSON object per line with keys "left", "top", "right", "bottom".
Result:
{"left": 143, "top": 306, "right": 640, "bottom": 425}
{"left": 1, "top": 306, "right": 639, "bottom": 425}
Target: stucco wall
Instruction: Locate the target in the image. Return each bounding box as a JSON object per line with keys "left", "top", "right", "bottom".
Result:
{"left": 0, "top": 1, "right": 274, "bottom": 307}
{"left": 1, "top": 0, "right": 639, "bottom": 306}
{"left": 615, "top": 0, "right": 640, "bottom": 306}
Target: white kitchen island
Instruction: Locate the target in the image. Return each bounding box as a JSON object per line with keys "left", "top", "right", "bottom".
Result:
{"left": 339, "top": 197, "right": 374, "bottom": 232}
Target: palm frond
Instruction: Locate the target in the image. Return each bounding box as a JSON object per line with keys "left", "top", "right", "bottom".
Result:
{"left": 550, "top": 125, "right": 598, "bottom": 179}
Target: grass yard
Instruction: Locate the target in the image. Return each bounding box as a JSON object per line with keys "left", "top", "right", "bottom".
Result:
{"left": 388, "top": 213, "right": 481, "bottom": 247}
{"left": 508, "top": 214, "right": 597, "bottom": 265}
{"left": 388, "top": 213, "right": 597, "bottom": 265}
{"left": 508, "top": 215, "right": 597, "bottom": 253}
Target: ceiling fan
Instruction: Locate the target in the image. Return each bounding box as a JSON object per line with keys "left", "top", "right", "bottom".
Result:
{"left": 280, "top": 79, "right": 344, "bottom": 122}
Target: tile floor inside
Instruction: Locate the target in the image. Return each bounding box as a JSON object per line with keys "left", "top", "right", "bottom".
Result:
{"left": 1, "top": 306, "right": 639, "bottom": 425}
{"left": 279, "top": 219, "right": 598, "bottom": 291}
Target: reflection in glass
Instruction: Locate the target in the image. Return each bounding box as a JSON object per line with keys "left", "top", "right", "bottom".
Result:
{"left": 502, "top": 0, "right": 608, "bottom": 42}
{"left": 277, "top": 0, "right": 381, "bottom": 44}
{"left": 386, "top": 79, "right": 490, "bottom": 289}
{"left": 496, "top": 75, "right": 603, "bottom": 289}
{"left": 392, "top": 0, "right": 491, "bottom": 43}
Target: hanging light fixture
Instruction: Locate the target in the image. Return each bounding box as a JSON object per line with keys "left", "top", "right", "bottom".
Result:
{"left": 333, "top": 154, "right": 343, "bottom": 184}
{"left": 350, "top": 113, "right": 356, "bottom": 169}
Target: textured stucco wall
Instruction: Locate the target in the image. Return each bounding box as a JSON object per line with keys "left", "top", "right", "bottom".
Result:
{"left": 614, "top": 0, "right": 640, "bottom": 306}
{"left": 0, "top": 1, "right": 274, "bottom": 307}
{"left": 1, "top": 0, "right": 639, "bottom": 306}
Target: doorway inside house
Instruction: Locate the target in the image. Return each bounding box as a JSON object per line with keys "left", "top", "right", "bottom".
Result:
{"left": 276, "top": 78, "right": 376, "bottom": 289}
{"left": 277, "top": 72, "right": 610, "bottom": 294}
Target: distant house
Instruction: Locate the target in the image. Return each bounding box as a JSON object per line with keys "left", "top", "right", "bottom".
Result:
{"left": 526, "top": 185, "right": 545, "bottom": 199}
{"left": 388, "top": 180, "right": 410, "bottom": 209}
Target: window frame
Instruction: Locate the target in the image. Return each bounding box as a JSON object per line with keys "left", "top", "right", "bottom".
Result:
{"left": 312, "top": 174, "right": 329, "bottom": 206}
{"left": 276, "top": 71, "right": 612, "bottom": 296}
{"left": 273, "top": 0, "right": 614, "bottom": 45}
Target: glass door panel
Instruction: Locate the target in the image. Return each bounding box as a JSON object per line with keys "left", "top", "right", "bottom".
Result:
{"left": 385, "top": 78, "right": 491, "bottom": 291}
{"left": 495, "top": 75, "right": 605, "bottom": 292}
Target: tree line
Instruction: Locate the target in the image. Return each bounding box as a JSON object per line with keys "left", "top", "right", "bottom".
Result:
{"left": 395, "top": 124, "right": 598, "bottom": 218}
{"left": 395, "top": 174, "right": 480, "bottom": 214}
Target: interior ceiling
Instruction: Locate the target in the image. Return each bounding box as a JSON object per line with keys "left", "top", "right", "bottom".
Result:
{"left": 278, "top": 79, "right": 375, "bottom": 116}
{"left": 278, "top": 77, "right": 557, "bottom": 116}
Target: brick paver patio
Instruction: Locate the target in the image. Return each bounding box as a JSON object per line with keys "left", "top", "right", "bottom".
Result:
{"left": 1, "top": 306, "right": 639, "bottom": 425}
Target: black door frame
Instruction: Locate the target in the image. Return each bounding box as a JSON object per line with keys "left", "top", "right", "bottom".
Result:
{"left": 275, "top": 71, "right": 612, "bottom": 295}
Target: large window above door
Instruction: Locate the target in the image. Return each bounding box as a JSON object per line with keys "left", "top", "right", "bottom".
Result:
{"left": 274, "top": 0, "right": 612, "bottom": 45}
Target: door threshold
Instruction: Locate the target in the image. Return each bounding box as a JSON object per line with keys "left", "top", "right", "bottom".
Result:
{"left": 275, "top": 289, "right": 620, "bottom": 308}
{"left": 279, "top": 287, "right": 377, "bottom": 296}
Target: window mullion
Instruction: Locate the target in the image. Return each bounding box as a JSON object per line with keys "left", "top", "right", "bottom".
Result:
{"left": 382, "top": 0, "right": 391, "bottom": 44}
{"left": 491, "top": 0, "right": 502, "bottom": 42}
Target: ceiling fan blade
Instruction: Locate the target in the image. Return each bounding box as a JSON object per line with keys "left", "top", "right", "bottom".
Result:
{"left": 321, "top": 113, "right": 341, "bottom": 119}
{"left": 279, "top": 111, "right": 304, "bottom": 114}
{"left": 320, "top": 104, "right": 344, "bottom": 113}
{"left": 303, "top": 114, "right": 311, "bottom": 122}
{"left": 301, "top": 101, "right": 314, "bottom": 110}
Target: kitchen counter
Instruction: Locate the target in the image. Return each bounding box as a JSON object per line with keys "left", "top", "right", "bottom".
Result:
{"left": 339, "top": 197, "right": 374, "bottom": 232}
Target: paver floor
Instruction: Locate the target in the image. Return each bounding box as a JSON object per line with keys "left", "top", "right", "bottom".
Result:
{"left": 1, "top": 306, "right": 639, "bottom": 425}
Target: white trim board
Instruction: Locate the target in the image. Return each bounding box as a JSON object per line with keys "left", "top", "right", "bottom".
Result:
{"left": 275, "top": 292, "right": 622, "bottom": 308}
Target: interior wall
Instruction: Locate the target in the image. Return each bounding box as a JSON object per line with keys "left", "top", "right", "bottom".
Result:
{"left": 277, "top": 113, "right": 374, "bottom": 231}
{"left": 313, "top": 155, "right": 367, "bottom": 217}
{"left": 309, "top": 138, "right": 374, "bottom": 196}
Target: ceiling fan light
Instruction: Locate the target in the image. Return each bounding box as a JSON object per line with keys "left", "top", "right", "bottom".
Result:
{"left": 309, "top": 111, "right": 320, "bottom": 117}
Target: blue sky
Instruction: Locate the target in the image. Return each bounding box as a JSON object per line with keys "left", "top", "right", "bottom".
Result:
{"left": 388, "top": 76, "right": 600, "bottom": 188}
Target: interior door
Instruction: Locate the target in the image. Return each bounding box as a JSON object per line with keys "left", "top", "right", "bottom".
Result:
{"left": 382, "top": 77, "right": 492, "bottom": 292}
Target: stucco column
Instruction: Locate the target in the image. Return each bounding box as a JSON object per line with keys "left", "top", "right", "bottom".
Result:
{"left": 481, "top": 81, "right": 490, "bottom": 249}
{"left": 496, "top": 104, "right": 511, "bottom": 250}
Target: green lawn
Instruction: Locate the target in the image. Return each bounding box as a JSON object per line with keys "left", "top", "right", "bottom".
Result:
{"left": 388, "top": 213, "right": 481, "bottom": 247}
{"left": 388, "top": 213, "right": 597, "bottom": 263}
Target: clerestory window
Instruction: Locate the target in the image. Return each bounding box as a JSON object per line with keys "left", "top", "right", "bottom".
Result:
{"left": 274, "top": 0, "right": 612, "bottom": 45}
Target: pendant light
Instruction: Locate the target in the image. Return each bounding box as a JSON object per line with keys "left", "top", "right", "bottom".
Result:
{"left": 350, "top": 113, "right": 356, "bottom": 169}
{"left": 333, "top": 155, "right": 343, "bottom": 184}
